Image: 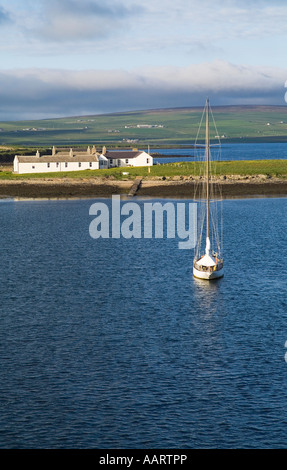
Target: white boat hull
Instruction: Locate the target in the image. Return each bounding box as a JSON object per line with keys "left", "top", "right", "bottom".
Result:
{"left": 193, "top": 266, "right": 224, "bottom": 280}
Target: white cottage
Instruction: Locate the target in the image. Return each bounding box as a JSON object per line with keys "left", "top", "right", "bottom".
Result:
{"left": 13, "top": 146, "right": 153, "bottom": 174}
{"left": 101, "top": 149, "right": 153, "bottom": 168}
{"left": 99, "top": 154, "right": 109, "bottom": 169}
{"left": 13, "top": 146, "right": 100, "bottom": 174}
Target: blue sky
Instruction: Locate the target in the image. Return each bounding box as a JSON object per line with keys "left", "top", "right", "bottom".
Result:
{"left": 0, "top": 0, "right": 286, "bottom": 119}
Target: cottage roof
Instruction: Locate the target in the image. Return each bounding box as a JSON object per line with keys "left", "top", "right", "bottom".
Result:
{"left": 16, "top": 154, "right": 99, "bottom": 163}
{"left": 105, "top": 151, "right": 143, "bottom": 160}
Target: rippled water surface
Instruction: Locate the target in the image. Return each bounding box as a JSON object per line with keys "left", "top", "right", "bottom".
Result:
{"left": 0, "top": 197, "right": 287, "bottom": 449}
{"left": 153, "top": 142, "right": 287, "bottom": 163}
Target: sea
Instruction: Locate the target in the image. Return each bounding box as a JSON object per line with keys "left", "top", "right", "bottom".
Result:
{"left": 152, "top": 141, "right": 287, "bottom": 163}
{"left": 0, "top": 142, "right": 287, "bottom": 450}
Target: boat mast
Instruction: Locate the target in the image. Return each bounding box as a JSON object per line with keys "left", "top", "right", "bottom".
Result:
{"left": 206, "top": 98, "right": 210, "bottom": 242}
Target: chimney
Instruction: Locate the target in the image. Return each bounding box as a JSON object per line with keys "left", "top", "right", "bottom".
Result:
{"left": 52, "top": 146, "right": 56, "bottom": 156}
{"left": 36, "top": 150, "right": 40, "bottom": 158}
{"left": 87, "top": 146, "right": 91, "bottom": 155}
{"left": 69, "top": 148, "right": 73, "bottom": 157}
{"left": 102, "top": 146, "right": 106, "bottom": 155}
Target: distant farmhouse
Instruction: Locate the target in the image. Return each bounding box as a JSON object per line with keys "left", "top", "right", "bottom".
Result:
{"left": 13, "top": 145, "right": 153, "bottom": 174}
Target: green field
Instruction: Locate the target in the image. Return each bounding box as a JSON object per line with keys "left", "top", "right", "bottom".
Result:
{"left": 0, "top": 105, "right": 287, "bottom": 147}
{"left": 2, "top": 160, "right": 287, "bottom": 181}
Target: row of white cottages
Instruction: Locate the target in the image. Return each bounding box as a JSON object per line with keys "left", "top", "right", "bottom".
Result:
{"left": 13, "top": 146, "right": 153, "bottom": 174}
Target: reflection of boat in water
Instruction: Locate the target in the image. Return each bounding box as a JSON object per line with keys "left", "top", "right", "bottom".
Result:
{"left": 193, "top": 98, "right": 224, "bottom": 281}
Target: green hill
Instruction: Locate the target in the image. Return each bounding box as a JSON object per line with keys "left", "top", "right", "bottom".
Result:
{"left": 0, "top": 105, "right": 287, "bottom": 148}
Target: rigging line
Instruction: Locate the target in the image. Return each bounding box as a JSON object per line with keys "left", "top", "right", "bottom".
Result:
{"left": 210, "top": 185, "right": 222, "bottom": 254}
{"left": 193, "top": 107, "right": 206, "bottom": 200}
{"left": 212, "top": 170, "right": 223, "bottom": 257}
{"left": 194, "top": 105, "right": 206, "bottom": 146}
{"left": 210, "top": 106, "right": 222, "bottom": 149}
{"left": 209, "top": 104, "right": 223, "bottom": 257}
{"left": 216, "top": 179, "right": 224, "bottom": 256}
{"left": 196, "top": 192, "right": 206, "bottom": 257}
{"left": 210, "top": 209, "right": 221, "bottom": 253}
{"left": 196, "top": 200, "right": 206, "bottom": 253}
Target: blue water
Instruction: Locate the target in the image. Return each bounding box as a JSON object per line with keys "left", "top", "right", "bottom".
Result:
{"left": 153, "top": 142, "right": 287, "bottom": 163}
{"left": 0, "top": 197, "right": 287, "bottom": 449}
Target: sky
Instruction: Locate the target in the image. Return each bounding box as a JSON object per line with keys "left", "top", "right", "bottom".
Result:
{"left": 0, "top": 0, "right": 287, "bottom": 120}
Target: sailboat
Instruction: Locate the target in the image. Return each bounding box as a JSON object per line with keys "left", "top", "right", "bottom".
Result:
{"left": 193, "top": 98, "right": 224, "bottom": 280}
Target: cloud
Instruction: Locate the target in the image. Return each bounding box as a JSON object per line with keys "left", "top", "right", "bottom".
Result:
{"left": 2, "top": 0, "right": 287, "bottom": 72}
{"left": 50, "top": 0, "right": 140, "bottom": 18}
{"left": 0, "top": 6, "right": 11, "bottom": 24}
{"left": 0, "top": 61, "right": 286, "bottom": 120}
{"left": 35, "top": 0, "right": 145, "bottom": 41}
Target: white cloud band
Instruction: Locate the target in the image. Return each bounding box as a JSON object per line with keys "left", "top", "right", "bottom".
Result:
{"left": 0, "top": 60, "right": 286, "bottom": 120}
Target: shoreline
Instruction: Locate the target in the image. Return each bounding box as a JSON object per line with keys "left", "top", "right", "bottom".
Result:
{"left": 1, "top": 177, "right": 287, "bottom": 199}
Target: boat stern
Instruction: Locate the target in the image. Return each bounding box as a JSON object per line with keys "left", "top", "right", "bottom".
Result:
{"left": 193, "top": 266, "right": 224, "bottom": 280}
{"left": 193, "top": 259, "right": 224, "bottom": 280}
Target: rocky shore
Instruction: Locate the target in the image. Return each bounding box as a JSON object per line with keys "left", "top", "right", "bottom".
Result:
{"left": 139, "top": 176, "right": 287, "bottom": 198}
{"left": 0, "top": 175, "right": 287, "bottom": 199}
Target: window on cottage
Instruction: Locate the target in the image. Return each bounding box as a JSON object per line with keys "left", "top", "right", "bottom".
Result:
{"left": 56, "top": 162, "right": 59, "bottom": 168}
{"left": 147, "top": 158, "right": 150, "bottom": 163}
{"left": 47, "top": 163, "right": 50, "bottom": 168}
{"left": 117, "top": 160, "right": 121, "bottom": 166}
{"left": 89, "top": 162, "right": 92, "bottom": 168}
{"left": 79, "top": 162, "right": 81, "bottom": 167}
{"left": 32, "top": 166, "right": 35, "bottom": 169}
{"left": 65, "top": 162, "right": 68, "bottom": 168}
{"left": 126, "top": 159, "right": 129, "bottom": 164}
{"left": 109, "top": 159, "right": 113, "bottom": 165}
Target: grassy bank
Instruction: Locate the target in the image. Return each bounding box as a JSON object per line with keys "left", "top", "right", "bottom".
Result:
{"left": 1, "top": 159, "right": 287, "bottom": 180}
